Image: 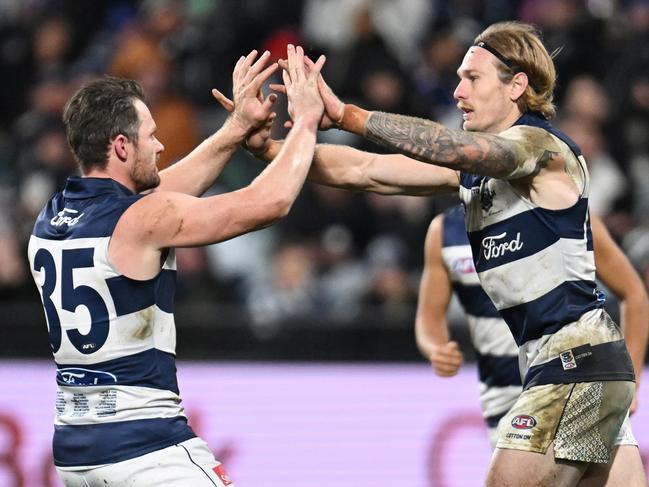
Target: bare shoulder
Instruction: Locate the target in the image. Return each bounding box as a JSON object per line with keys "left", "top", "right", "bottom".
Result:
{"left": 498, "top": 125, "right": 563, "bottom": 154}
{"left": 498, "top": 125, "right": 568, "bottom": 179}
{"left": 118, "top": 191, "right": 188, "bottom": 236}
{"left": 110, "top": 191, "right": 189, "bottom": 278}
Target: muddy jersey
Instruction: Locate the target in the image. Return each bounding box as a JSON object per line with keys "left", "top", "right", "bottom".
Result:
{"left": 441, "top": 205, "right": 521, "bottom": 427}
{"left": 458, "top": 113, "right": 634, "bottom": 389}
{"left": 28, "top": 177, "right": 195, "bottom": 468}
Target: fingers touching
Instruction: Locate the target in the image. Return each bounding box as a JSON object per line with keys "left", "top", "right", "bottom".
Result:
{"left": 213, "top": 46, "right": 328, "bottom": 133}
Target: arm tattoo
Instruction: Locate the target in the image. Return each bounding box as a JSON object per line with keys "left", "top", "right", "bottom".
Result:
{"left": 365, "top": 111, "right": 522, "bottom": 177}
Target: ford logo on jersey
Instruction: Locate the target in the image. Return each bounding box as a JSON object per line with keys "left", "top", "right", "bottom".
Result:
{"left": 57, "top": 367, "right": 117, "bottom": 386}
{"left": 511, "top": 414, "right": 537, "bottom": 430}
{"left": 50, "top": 208, "right": 85, "bottom": 227}
{"left": 481, "top": 232, "right": 524, "bottom": 260}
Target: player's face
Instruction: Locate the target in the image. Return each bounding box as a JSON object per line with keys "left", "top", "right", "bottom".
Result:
{"left": 131, "top": 100, "right": 164, "bottom": 192}
{"left": 453, "top": 47, "right": 520, "bottom": 133}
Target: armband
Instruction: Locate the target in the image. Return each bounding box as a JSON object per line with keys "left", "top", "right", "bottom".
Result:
{"left": 337, "top": 104, "right": 370, "bottom": 136}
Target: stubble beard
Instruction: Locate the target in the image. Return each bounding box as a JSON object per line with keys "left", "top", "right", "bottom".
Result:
{"left": 131, "top": 152, "right": 160, "bottom": 193}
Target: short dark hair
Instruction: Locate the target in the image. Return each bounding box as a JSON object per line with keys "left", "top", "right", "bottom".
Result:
{"left": 62, "top": 77, "right": 145, "bottom": 172}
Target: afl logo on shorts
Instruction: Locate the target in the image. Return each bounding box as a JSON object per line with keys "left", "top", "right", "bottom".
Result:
{"left": 511, "top": 415, "right": 537, "bottom": 430}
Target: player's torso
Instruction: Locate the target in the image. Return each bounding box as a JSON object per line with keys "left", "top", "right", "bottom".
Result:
{"left": 28, "top": 233, "right": 177, "bottom": 364}
{"left": 458, "top": 115, "right": 600, "bottom": 345}
{"left": 457, "top": 114, "right": 633, "bottom": 389}
{"left": 28, "top": 178, "right": 193, "bottom": 468}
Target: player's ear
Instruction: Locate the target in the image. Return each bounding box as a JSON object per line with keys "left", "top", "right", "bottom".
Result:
{"left": 510, "top": 72, "right": 529, "bottom": 102}
{"left": 113, "top": 134, "right": 130, "bottom": 162}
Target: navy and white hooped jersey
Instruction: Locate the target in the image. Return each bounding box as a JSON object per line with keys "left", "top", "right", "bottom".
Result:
{"left": 458, "top": 112, "right": 634, "bottom": 389}
{"left": 28, "top": 177, "right": 195, "bottom": 468}
{"left": 441, "top": 205, "right": 521, "bottom": 428}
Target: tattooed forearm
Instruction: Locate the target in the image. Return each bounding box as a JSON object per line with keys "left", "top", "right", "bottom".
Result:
{"left": 365, "top": 111, "right": 522, "bottom": 178}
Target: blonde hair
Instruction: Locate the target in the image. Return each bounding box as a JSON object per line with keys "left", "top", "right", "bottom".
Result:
{"left": 474, "top": 21, "right": 557, "bottom": 119}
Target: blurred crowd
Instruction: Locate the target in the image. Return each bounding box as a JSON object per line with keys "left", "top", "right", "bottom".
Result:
{"left": 2, "top": 0, "right": 649, "bottom": 335}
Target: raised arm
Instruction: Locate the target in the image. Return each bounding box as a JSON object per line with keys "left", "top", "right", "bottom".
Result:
{"left": 337, "top": 105, "right": 562, "bottom": 180}
{"left": 415, "top": 214, "right": 464, "bottom": 376}
{"left": 110, "top": 46, "right": 325, "bottom": 280}
{"left": 253, "top": 139, "right": 459, "bottom": 196}
{"left": 156, "top": 50, "right": 278, "bottom": 196}
{"left": 215, "top": 58, "right": 459, "bottom": 196}
{"left": 297, "top": 55, "right": 558, "bottom": 180}
{"left": 592, "top": 215, "right": 649, "bottom": 413}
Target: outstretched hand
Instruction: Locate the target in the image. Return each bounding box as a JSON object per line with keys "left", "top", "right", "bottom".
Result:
{"left": 281, "top": 45, "right": 325, "bottom": 126}
{"left": 211, "top": 50, "right": 278, "bottom": 134}
{"left": 271, "top": 55, "right": 343, "bottom": 130}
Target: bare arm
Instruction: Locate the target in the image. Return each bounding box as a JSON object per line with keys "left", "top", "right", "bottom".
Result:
{"left": 256, "top": 139, "right": 459, "bottom": 196}
{"left": 268, "top": 62, "right": 546, "bottom": 180}
{"left": 156, "top": 118, "right": 249, "bottom": 196}
{"left": 111, "top": 46, "right": 325, "bottom": 280}
{"left": 217, "top": 60, "right": 459, "bottom": 196}
{"left": 157, "top": 50, "right": 278, "bottom": 196}
{"left": 367, "top": 110, "right": 523, "bottom": 177}
{"left": 342, "top": 106, "right": 557, "bottom": 179}
{"left": 156, "top": 118, "right": 246, "bottom": 196}
{"left": 592, "top": 215, "right": 649, "bottom": 413}
{"left": 415, "top": 214, "right": 463, "bottom": 376}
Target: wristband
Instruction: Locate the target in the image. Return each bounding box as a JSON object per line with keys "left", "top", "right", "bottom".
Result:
{"left": 337, "top": 104, "right": 370, "bottom": 136}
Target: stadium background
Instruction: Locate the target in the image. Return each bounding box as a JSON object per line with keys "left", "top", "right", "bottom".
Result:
{"left": 1, "top": 0, "right": 649, "bottom": 485}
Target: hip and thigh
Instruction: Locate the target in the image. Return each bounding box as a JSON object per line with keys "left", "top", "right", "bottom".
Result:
{"left": 57, "top": 437, "right": 234, "bottom": 487}
{"left": 487, "top": 380, "right": 639, "bottom": 487}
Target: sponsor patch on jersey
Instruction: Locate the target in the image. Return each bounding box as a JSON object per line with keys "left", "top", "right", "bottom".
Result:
{"left": 57, "top": 367, "right": 117, "bottom": 386}
{"left": 452, "top": 256, "right": 476, "bottom": 275}
{"left": 50, "top": 208, "right": 85, "bottom": 227}
{"left": 560, "top": 349, "right": 577, "bottom": 370}
{"left": 213, "top": 464, "right": 233, "bottom": 486}
{"left": 481, "top": 231, "right": 524, "bottom": 260}
{"left": 511, "top": 414, "right": 537, "bottom": 430}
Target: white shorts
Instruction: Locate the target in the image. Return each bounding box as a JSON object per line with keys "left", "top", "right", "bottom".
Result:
{"left": 56, "top": 437, "right": 234, "bottom": 487}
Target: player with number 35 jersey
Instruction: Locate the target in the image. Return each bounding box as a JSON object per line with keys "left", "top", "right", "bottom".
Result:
{"left": 28, "top": 179, "right": 189, "bottom": 467}
{"left": 28, "top": 43, "right": 326, "bottom": 487}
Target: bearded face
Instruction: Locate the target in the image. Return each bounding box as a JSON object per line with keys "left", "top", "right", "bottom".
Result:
{"left": 130, "top": 142, "right": 161, "bottom": 193}
{"left": 130, "top": 100, "right": 164, "bottom": 193}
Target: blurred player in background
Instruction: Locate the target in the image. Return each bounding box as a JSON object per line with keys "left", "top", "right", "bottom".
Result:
{"left": 415, "top": 205, "right": 648, "bottom": 454}
{"left": 28, "top": 45, "right": 324, "bottom": 486}
{"left": 229, "top": 20, "right": 648, "bottom": 487}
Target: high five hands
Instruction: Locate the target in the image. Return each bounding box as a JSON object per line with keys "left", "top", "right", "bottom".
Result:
{"left": 271, "top": 53, "right": 342, "bottom": 130}
{"left": 211, "top": 49, "right": 279, "bottom": 135}
{"left": 281, "top": 44, "right": 326, "bottom": 127}
{"left": 212, "top": 45, "right": 340, "bottom": 154}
